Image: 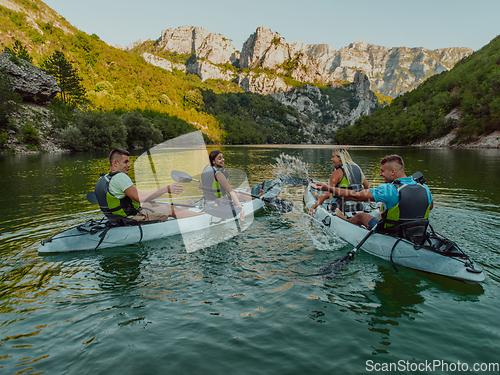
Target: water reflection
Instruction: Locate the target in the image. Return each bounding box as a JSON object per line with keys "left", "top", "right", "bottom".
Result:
{"left": 321, "top": 261, "right": 484, "bottom": 355}
{"left": 0, "top": 146, "right": 499, "bottom": 374}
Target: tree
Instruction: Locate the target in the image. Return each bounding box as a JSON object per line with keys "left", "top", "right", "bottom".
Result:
{"left": 41, "top": 51, "right": 86, "bottom": 105}
{"left": 3, "top": 40, "right": 33, "bottom": 64}
{"left": 0, "top": 68, "right": 21, "bottom": 130}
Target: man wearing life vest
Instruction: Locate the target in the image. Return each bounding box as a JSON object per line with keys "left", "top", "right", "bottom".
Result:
{"left": 311, "top": 154, "right": 433, "bottom": 230}
{"left": 95, "top": 149, "right": 200, "bottom": 222}
{"left": 308, "top": 148, "right": 370, "bottom": 216}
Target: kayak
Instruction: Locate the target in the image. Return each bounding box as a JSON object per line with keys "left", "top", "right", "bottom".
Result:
{"left": 304, "top": 181, "right": 485, "bottom": 284}
{"left": 38, "top": 178, "right": 287, "bottom": 253}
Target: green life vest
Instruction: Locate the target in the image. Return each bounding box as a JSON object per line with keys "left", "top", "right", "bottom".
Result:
{"left": 381, "top": 180, "right": 430, "bottom": 228}
{"left": 332, "top": 164, "right": 365, "bottom": 213}
{"left": 95, "top": 172, "right": 140, "bottom": 218}
{"left": 201, "top": 165, "right": 229, "bottom": 201}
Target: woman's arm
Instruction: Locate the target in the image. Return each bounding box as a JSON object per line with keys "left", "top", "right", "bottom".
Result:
{"left": 216, "top": 172, "right": 244, "bottom": 219}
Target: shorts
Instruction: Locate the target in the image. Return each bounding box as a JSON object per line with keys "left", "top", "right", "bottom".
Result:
{"left": 131, "top": 202, "right": 173, "bottom": 222}
{"left": 368, "top": 217, "right": 380, "bottom": 229}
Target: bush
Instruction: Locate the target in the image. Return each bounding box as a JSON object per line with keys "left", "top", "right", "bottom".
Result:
{"left": 95, "top": 81, "right": 114, "bottom": 94}
{"left": 58, "top": 125, "right": 85, "bottom": 150}
{"left": 184, "top": 89, "right": 204, "bottom": 110}
{"left": 21, "top": 122, "right": 39, "bottom": 144}
{"left": 73, "top": 110, "right": 127, "bottom": 151}
{"left": 121, "top": 111, "right": 162, "bottom": 149}
{"left": 0, "top": 131, "right": 7, "bottom": 148}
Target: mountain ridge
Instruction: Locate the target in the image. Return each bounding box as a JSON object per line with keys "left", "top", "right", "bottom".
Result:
{"left": 130, "top": 25, "right": 472, "bottom": 98}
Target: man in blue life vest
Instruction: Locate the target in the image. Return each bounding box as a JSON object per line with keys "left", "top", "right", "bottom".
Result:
{"left": 95, "top": 149, "right": 201, "bottom": 222}
{"left": 310, "top": 154, "right": 433, "bottom": 229}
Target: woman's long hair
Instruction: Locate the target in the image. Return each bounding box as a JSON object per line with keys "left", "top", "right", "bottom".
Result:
{"left": 333, "top": 148, "right": 363, "bottom": 185}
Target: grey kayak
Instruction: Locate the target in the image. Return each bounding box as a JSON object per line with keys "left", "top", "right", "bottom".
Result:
{"left": 304, "top": 181, "right": 485, "bottom": 284}
{"left": 38, "top": 178, "right": 286, "bottom": 253}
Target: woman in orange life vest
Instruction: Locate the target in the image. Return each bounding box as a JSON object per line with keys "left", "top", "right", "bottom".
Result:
{"left": 200, "top": 151, "right": 263, "bottom": 221}
{"left": 308, "top": 148, "right": 370, "bottom": 216}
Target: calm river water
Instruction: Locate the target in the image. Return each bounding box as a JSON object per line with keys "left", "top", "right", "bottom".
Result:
{"left": 1, "top": 146, "right": 499, "bottom": 374}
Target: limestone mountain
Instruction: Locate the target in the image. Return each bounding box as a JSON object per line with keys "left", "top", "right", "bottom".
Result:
{"left": 136, "top": 25, "right": 472, "bottom": 98}
{"left": 334, "top": 35, "right": 500, "bottom": 146}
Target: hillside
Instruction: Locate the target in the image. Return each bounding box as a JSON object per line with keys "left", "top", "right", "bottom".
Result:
{"left": 335, "top": 35, "right": 500, "bottom": 146}
{"left": 0, "top": 0, "right": 385, "bottom": 151}
{"left": 0, "top": 0, "right": 250, "bottom": 144}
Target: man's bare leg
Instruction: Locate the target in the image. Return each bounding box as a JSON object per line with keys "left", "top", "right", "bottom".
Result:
{"left": 335, "top": 208, "right": 374, "bottom": 229}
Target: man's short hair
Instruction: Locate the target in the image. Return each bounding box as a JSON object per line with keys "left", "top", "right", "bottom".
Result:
{"left": 109, "top": 149, "right": 130, "bottom": 166}
{"left": 380, "top": 154, "right": 404, "bottom": 169}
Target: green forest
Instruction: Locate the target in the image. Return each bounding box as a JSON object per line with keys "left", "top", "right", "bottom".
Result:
{"left": 0, "top": 0, "right": 499, "bottom": 153}
{"left": 335, "top": 35, "right": 500, "bottom": 145}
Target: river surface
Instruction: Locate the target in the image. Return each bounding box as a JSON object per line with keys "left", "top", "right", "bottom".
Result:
{"left": 1, "top": 146, "right": 499, "bottom": 374}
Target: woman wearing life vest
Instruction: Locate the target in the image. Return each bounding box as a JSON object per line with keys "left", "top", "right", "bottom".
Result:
{"left": 201, "top": 151, "right": 263, "bottom": 221}
{"left": 308, "top": 148, "right": 370, "bottom": 216}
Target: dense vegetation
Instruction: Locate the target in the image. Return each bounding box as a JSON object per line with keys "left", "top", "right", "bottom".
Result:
{"left": 202, "top": 90, "right": 305, "bottom": 144}
{"left": 0, "top": 0, "right": 326, "bottom": 150}
{"left": 0, "top": 1, "right": 233, "bottom": 145}
{"left": 335, "top": 35, "right": 500, "bottom": 145}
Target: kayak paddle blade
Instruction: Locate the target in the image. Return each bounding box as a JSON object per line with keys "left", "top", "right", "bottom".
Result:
{"left": 318, "top": 254, "right": 352, "bottom": 278}
{"left": 171, "top": 170, "right": 199, "bottom": 183}
{"left": 262, "top": 196, "right": 294, "bottom": 213}
{"left": 87, "top": 191, "right": 98, "bottom": 204}
{"left": 279, "top": 174, "right": 309, "bottom": 187}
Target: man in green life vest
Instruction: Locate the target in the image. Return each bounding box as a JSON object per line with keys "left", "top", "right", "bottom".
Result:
{"left": 311, "top": 154, "right": 433, "bottom": 230}
{"left": 96, "top": 149, "right": 201, "bottom": 222}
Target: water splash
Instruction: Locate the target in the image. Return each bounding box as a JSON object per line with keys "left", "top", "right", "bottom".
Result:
{"left": 273, "top": 153, "right": 310, "bottom": 180}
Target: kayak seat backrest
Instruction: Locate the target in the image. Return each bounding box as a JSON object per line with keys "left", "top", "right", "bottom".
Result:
{"left": 376, "top": 219, "right": 430, "bottom": 246}
{"left": 328, "top": 199, "right": 364, "bottom": 213}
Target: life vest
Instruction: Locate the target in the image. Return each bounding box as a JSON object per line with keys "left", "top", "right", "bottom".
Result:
{"left": 333, "top": 164, "right": 364, "bottom": 212}
{"left": 380, "top": 179, "right": 430, "bottom": 228}
{"left": 94, "top": 172, "right": 140, "bottom": 218}
{"left": 201, "top": 165, "right": 230, "bottom": 201}
{"left": 336, "top": 164, "right": 363, "bottom": 191}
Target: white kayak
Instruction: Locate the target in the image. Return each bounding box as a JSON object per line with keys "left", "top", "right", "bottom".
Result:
{"left": 38, "top": 178, "right": 289, "bottom": 253}
{"left": 304, "top": 181, "right": 485, "bottom": 284}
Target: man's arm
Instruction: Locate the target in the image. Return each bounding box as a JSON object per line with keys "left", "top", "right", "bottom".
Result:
{"left": 124, "top": 183, "right": 184, "bottom": 203}
{"left": 311, "top": 182, "right": 374, "bottom": 202}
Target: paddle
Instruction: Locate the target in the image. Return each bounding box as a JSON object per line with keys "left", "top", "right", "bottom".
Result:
{"left": 278, "top": 174, "right": 309, "bottom": 187}
{"left": 86, "top": 191, "right": 241, "bottom": 219}
{"left": 318, "top": 224, "right": 378, "bottom": 277}
{"left": 171, "top": 170, "right": 293, "bottom": 213}
{"left": 171, "top": 170, "right": 200, "bottom": 183}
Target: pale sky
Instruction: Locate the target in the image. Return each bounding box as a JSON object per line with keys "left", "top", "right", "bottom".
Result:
{"left": 42, "top": 0, "right": 498, "bottom": 51}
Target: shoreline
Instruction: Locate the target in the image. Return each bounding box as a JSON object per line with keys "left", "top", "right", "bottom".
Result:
{"left": 415, "top": 129, "right": 500, "bottom": 149}
{"left": 2, "top": 126, "right": 499, "bottom": 156}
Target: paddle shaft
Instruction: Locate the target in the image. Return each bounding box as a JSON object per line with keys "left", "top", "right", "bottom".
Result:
{"left": 172, "top": 170, "right": 292, "bottom": 213}
{"left": 348, "top": 223, "right": 378, "bottom": 258}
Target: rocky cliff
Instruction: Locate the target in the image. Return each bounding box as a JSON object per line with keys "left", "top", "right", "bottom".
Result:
{"left": 0, "top": 52, "right": 60, "bottom": 102}
{"left": 272, "top": 71, "right": 381, "bottom": 141}
{"left": 292, "top": 39, "right": 472, "bottom": 97}
{"left": 139, "top": 26, "right": 472, "bottom": 98}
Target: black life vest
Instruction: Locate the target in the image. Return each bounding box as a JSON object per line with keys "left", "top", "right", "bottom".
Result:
{"left": 94, "top": 172, "right": 140, "bottom": 218}
{"left": 381, "top": 179, "right": 431, "bottom": 228}
{"left": 332, "top": 163, "right": 364, "bottom": 212}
